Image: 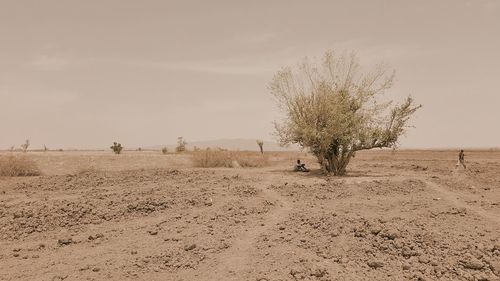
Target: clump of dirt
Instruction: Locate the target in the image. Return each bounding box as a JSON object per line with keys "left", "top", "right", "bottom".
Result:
{"left": 263, "top": 209, "right": 499, "bottom": 280}
{"left": 132, "top": 247, "right": 206, "bottom": 272}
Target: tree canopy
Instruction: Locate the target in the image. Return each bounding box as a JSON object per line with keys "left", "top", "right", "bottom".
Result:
{"left": 270, "top": 51, "right": 421, "bottom": 175}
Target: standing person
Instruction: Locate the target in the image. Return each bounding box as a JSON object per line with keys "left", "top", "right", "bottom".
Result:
{"left": 456, "top": 149, "right": 466, "bottom": 169}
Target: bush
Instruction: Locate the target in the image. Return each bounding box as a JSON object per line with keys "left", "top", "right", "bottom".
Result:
{"left": 110, "top": 142, "right": 123, "bottom": 154}
{"left": 192, "top": 148, "right": 268, "bottom": 168}
{"left": 161, "top": 147, "right": 168, "bottom": 154}
{"left": 256, "top": 140, "right": 264, "bottom": 154}
{"left": 0, "top": 155, "right": 41, "bottom": 177}
{"left": 75, "top": 165, "right": 102, "bottom": 175}
{"left": 176, "top": 137, "right": 187, "bottom": 152}
{"left": 21, "top": 139, "right": 30, "bottom": 152}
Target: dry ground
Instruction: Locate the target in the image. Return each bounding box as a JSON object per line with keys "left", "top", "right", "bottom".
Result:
{"left": 1, "top": 150, "right": 499, "bottom": 281}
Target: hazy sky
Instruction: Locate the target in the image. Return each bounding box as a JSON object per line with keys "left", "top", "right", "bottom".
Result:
{"left": 1, "top": 0, "right": 499, "bottom": 149}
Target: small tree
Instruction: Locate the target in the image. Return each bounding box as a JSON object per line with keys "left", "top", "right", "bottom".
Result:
{"left": 176, "top": 137, "right": 187, "bottom": 152}
{"left": 256, "top": 140, "right": 264, "bottom": 154}
{"left": 43, "top": 145, "right": 48, "bottom": 152}
{"left": 21, "top": 140, "right": 30, "bottom": 152}
{"left": 161, "top": 147, "right": 168, "bottom": 154}
{"left": 270, "top": 51, "right": 421, "bottom": 175}
{"left": 9, "top": 146, "right": 14, "bottom": 152}
{"left": 110, "top": 142, "right": 123, "bottom": 154}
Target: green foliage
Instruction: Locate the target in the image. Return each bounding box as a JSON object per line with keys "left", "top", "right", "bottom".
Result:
{"left": 270, "top": 51, "right": 421, "bottom": 175}
{"left": 110, "top": 142, "right": 123, "bottom": 154}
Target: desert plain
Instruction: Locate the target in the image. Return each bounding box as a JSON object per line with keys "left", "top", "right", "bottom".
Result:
{"left": 0, "top": 150, "right": 499, "bottom": 281}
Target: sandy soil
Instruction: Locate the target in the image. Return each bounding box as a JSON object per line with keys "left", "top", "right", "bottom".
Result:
{"left": 1, "top": 150, "right": 499, "bottom": 281}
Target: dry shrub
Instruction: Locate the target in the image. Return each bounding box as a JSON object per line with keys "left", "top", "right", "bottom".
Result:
{"left": 0, "top": 155, "right": 41, "bottom": 177}
{"left": 192, "top": 148, "right": 268, "bottom": 168}
{"left": 75, "top": 165, "right": 102, "bottom": 175}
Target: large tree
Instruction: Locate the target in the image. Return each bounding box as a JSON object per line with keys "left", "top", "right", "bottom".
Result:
{"left": 270, "top": 51, "right": 421, "bottom": 175}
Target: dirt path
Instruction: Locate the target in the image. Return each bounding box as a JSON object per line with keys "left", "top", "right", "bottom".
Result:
{"left": 425, "top": 180, "right": 500, "bottom": 225}
{"left": 341, "top": 171, "right": 500, "bottom": 227}
{"left": 198, "top": 174, "right": 293, "bottom": 281}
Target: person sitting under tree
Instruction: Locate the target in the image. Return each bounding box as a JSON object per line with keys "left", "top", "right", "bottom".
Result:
{"left": 456, "top": 149, "right": 466, "bottom": 169}
{"left": 294, "top": 159, "right": 310, "bottom": 172}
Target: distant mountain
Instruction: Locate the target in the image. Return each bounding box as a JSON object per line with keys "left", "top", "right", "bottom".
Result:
{"left": 145, "top": 138, "right": 300, "bottom": 151}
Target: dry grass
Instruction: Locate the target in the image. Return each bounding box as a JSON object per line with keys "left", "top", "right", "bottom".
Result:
{"left": 191, "top": 149, "right": 269, "bottom": 168}
{"left": 74, "top": 164, "right": 102, "bottom": 175}
{"left": 0, "top": 155, "right": 41, "bottom": 177}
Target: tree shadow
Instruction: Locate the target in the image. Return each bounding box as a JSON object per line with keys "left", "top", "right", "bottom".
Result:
{"left": 281, "top": 168, "right": 395, "bottom": 179}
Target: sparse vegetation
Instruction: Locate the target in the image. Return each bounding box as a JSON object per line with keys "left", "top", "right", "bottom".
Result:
{"left": 271, "top": 51, "right": 421, "bottom": 175}
{"left": 176, "top": 137, "right": 187, "bottom": 152}
{"left": 110, "top": 142, "right": 123, "bottom": 154}
{"left": 75, "top": 165, "right": 102, "bottom": 175}
{"left": 256, "top": 140, "right": 264, "bottom": 154}
{"left": 0, "top": 155, "right": 41, "bottom": 177}
{"left": 43, "top": 145, "right": 48, "bottom": 152}
{"left": 161, "top": 147, "right": 168, "bottom": 154}
{"left": 20, "top": 139, "right": 30, "bottom": 152}
{"left": 192, "top": 148, "right": 268, "bottom": 168}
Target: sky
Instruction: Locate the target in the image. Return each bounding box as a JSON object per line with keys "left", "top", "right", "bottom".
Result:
{"left": 1, "top": 0, "right": 499, "bottom": 149}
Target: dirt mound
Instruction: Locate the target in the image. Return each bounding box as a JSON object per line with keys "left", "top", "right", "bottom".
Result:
{"left": 1, "top": 151, "right": 499, "bottom": 280}
{"left": 266, "top": 210, "right": 499, "bottom": 280}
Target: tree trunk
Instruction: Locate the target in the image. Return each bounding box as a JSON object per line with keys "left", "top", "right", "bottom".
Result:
{"left": 323, "top": 155, "right": 350, "bottom": 176}
{"left": 316, "top": 152, "right": 351, "bottom": 176}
